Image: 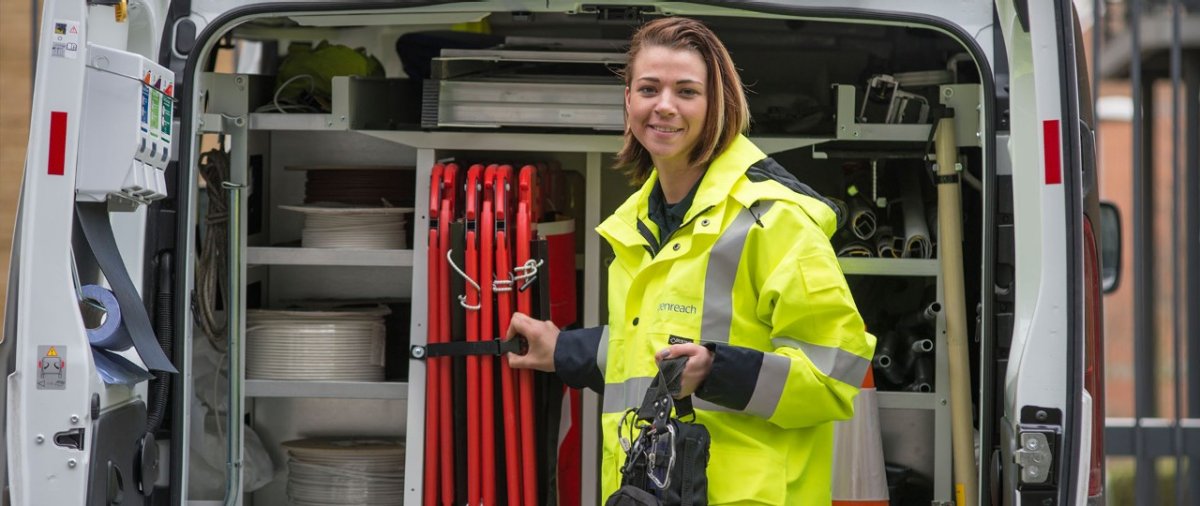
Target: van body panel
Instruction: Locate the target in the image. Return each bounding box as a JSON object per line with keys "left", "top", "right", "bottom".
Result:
{"left": 995, "top": 0, "right": 1088, "bottom": 504}
{"left": 7, "top": 2, "right": 116, "bottom": 505}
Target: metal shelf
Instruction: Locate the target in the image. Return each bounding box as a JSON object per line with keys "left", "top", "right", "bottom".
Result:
{"left": 877, "top": 391, "right": 942, "bottom": 410}
{"left": 245, "top": 380, "right": 408, "bottom": 400}
{"left": 252, "top": 115, "right": 912, "bottom": 157}
{"left": 839, "top": 257, "right": 939, "bottom": 276}
{"left": 359, "top": 130, "right": 825, "bottom": 155}
{"left": 247, "top": 246, "right": 413, "bottom": 267}
{"left": 249, "top": 112, "right": 340, "bottom": 131}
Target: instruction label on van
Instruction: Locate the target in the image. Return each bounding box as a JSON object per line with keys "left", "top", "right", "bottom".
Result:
{"left": 49, "top": 20, "right": 80, "bottom": 59}
{"left": 36, "top": 345, "right": 66, "bottom": 390}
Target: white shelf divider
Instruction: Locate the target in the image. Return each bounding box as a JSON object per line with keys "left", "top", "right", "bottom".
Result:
{"left": 245, "top": 379, "right": 408, "bottom": 400}
{"left": 247, "top": 246, "right": 413, "bottom": 267}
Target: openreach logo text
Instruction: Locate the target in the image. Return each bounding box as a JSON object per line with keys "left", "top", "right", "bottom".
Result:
{"left": 658, "top": 302, "right": 697, "bottom": 315}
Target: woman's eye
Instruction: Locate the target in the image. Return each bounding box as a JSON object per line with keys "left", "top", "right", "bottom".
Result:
{"left": 680, "top": 88, "right": 699, "bottom": 97}
{"left": 638, "top": 86, "right": 657, "bottom": 95}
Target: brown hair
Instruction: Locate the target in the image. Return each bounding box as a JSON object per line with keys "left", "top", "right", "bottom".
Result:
{"left": 615, "top": 17, "right": 750, "bottom": 182}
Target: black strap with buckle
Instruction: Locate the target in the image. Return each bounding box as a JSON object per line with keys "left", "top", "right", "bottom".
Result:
{"left": 410, "top": 337, "right": 525, "bottom": 359}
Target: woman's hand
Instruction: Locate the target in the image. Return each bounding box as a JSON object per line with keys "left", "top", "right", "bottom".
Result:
{"left": 656, "top": 343, "right": 714, "bottom": 398}
{"left": 505, "top": 312, "right": 559, "bottom": 372}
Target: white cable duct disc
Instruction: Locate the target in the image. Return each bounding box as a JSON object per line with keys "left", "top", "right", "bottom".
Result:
{"left": 246, "top": 307, "right": 390, "bottom": 381}
{"left": 281, "top": 205, "right": 414, "bottom": 250}
{"left": 283, "top": 438, "right": 406, "bottom": 505}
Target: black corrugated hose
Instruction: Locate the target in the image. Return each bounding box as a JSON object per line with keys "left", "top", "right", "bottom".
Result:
{"left": 146, "top": 250, "right": 174, "bottom": 433}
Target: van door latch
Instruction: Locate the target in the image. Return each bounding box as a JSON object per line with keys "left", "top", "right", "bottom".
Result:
{"left": 1013, "top": 432, "right": 1052, "bottom": 484}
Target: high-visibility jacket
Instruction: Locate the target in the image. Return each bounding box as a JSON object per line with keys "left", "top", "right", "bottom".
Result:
{"left": 555, "top": 134, "right": 876, "bottom": 504}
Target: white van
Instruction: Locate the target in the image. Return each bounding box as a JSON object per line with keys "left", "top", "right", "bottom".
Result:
{"left": 1, "top": 1, "right": 1108, "bottom": 505}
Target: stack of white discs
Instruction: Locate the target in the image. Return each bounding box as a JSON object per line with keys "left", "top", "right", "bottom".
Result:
{"left": 246, "top": 308, "right": 388, "bottom": 381}
{"left": 283, "top": 438, "right": 405, "bottom": 506}
{"left": 281, "top": 205, "right": 412, "bottom": 250}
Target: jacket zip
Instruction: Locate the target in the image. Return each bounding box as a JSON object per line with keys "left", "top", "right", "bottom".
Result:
{"left": 639, "top": 205, "right": 716, "bottom": 258}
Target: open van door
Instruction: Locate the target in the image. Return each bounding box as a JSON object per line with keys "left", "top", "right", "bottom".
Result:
{"left": 2, "top": 1, "right": 175, "bottom": 504}
{"left": 994, "top": 0, "right": 1102, "bottom": 504}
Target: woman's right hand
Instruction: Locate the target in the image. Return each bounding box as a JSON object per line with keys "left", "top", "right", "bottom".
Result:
{"left": 505, "top": 312, "right": 559, "bottom": 372}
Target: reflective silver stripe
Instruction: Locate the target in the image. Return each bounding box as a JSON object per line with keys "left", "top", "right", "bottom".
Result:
{"left": 771, "top": 336, "right": 804, "bottom": 350}
{"left": 744, "top": 353, "right": 791, "bottom": 419}
{"left": 602, "top": 376, "right": 654, "bottom": 414}
{"left": 692, "top": 397, "right": 736, "bottom": 413}
{"left": 701, "top": 201, "right": 774, "bottom": 344}
{"left": 596, "top": 326, "right": 610, "bottom": 380}
{"left": 605, "top": 377, "right": 737, "bottom": 414}
{"left": 795, "top": 340, "right": 871, "bottom": 387}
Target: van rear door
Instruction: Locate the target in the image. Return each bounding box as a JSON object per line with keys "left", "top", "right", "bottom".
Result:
{"left": 2, "top": 1, "right": 171, "bottom": 505}
{"left": 993, "top": 1, "right": 1095, "bottom": 504}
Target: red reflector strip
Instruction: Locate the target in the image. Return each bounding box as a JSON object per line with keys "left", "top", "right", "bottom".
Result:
{"left": 48, "top": 111, "right": 68, "bottom": 176}
{"left": 1043, "top": 119, "right": 1062, "bottom": 185}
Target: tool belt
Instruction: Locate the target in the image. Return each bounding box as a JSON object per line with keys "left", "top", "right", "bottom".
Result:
{"left": 606, "top": 356, "right": 710, "bottom": 506}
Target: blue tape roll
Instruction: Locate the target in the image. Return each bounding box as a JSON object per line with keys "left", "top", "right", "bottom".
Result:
{"left": 81, "top": 284, "right": 133, "bottom": 351}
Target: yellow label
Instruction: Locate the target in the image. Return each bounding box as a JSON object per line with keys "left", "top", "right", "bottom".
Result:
{"left": 115, "top": 0, "right": 128, "bottom": 22}
{"left": 47, "top": 347, "right": 58, "bottom": 357}
{"left": 956, "top": 483, "right": 965, "bottom": 505}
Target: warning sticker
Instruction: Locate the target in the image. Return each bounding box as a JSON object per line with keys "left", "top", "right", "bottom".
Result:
{"left": 50, "top": 20, "right": 80, "bottom": 59}
{"left": 37, "top": 346, "right": 66, "bottom": 390}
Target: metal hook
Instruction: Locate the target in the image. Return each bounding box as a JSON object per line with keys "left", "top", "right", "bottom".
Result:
{"left": 445, "top": 249, "right": 481, "bottom": 310}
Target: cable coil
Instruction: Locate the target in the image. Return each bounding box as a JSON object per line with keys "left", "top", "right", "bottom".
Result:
{"left": 246, "top": 308, "right": 389, "bottom": 381}
{"left": 283, "top": 438, "right": 406, "bottom": 506}
{"left": 280, "top": 205, "right": 412, "bottom": 250}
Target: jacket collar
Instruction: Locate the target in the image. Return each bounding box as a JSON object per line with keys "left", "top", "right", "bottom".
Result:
{"left": 599, "top": 134, "right": 766, "bottom": 248}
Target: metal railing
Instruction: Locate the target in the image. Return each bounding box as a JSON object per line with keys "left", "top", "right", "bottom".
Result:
{"left": 1096, "top": 0, "right": 1200, "bottom": 505}
{"left": 1100, "top": 0, "right": 1200, "bottom": 40}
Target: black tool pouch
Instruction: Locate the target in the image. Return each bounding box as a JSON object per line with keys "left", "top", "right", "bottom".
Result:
{"left": 604, "top": 357, "right": 710, "bottom": 506}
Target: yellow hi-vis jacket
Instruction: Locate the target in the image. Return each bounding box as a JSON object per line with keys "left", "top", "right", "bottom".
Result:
{"left": 555, "top": 134, "right": 877, "bottom": 504}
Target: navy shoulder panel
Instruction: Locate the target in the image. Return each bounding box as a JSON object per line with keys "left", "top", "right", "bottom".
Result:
{"left": 745, "top": 157, "right": 844, "bottom": 229}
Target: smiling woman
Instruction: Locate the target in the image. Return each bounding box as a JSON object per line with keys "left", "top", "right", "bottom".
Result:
{"left": 506, "top": 16, "right": 876, "bottom": 505}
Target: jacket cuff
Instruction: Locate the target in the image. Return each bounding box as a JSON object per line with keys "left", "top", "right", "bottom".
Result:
{"left": 553, "top": 326, "right": 606, "bottom": 394}
{"left": 695, "top": 342, "right": 763, "bottom": 411}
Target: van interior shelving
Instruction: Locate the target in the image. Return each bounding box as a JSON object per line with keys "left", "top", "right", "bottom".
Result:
{"left": 192, "top": 6, "right": 987, "bottom": 505}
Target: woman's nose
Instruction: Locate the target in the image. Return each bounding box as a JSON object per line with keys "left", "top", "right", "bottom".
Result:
{"left": 653, "top": 92, "right": 676, "bottom": 116}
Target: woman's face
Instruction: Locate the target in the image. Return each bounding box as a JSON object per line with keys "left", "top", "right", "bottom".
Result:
{"left": 625, "top": 45, "right": 709, "bottom": 172}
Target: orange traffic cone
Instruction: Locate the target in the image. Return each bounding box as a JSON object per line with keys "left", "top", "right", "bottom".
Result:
{"left": 831, "top": 366, "right": 890, "bottom": 506}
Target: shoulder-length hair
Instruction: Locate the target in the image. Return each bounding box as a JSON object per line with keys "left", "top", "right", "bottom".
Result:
{"left": 615, "top": 17, "right": 750, "bottom": 182}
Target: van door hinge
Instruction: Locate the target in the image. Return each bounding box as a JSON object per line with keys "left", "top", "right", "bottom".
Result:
{"left": 1013, "top": 432, "right": 1052, "bottom": 483}
{"left": 1014, "top": 406, "right": 1062, "bottom": 503}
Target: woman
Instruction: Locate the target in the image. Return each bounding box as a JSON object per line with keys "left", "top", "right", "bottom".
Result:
{"left": 507, "top": 17, "right": 876, "bottom": 504}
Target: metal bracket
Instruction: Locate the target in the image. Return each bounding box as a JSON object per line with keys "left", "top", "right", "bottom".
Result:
{"left": 1013, "top": 432, "right": 1053, "bottom": 484}
{"left": 834, "top": 84, "right": 932, "bottom": 142}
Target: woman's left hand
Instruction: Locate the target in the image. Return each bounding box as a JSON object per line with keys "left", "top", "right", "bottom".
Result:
{"left": 656, "top": 343, "right": 714, "bottom": 398}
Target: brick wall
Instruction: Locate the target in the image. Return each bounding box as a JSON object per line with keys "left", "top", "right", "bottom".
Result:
{"left": 0, "top": 3, "right": 34, "bottom": 325}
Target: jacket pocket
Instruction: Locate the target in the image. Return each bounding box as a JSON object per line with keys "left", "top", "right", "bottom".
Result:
{"left": 705, "top": 444, "right": 785, "bottom": 505}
